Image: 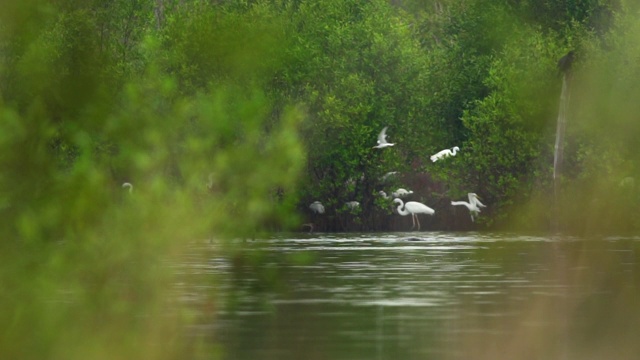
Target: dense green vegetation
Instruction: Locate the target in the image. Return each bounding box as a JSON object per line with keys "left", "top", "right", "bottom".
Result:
{"left": 1, "top": 0, "right": 640, "bottom": 358}
{"left": 284, "top": 0, "right": 640, "bottom": 232}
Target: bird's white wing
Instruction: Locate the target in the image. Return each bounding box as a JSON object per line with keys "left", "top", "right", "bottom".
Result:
{"left": 406, "top": 201, "right": 435, "bottom": 215}
{"left": 377, "top": 127, "right": 388, "bottom": 144}
{"left": 469, "top": 194, "right": 486, "bottom": 208}
{"left": 451, "top": 201, "right": 472, "bottom": 210}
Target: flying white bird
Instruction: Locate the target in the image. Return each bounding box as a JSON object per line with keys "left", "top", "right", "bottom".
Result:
{"left": 392, "top": 188, "right": 413, "bottom": 198}
{"left": 430, "top": 146, "right": 460, "bottom": 162}
{"left": 393, "top": 198, "right": 435, "bottom": 231}
{"left": 473, "top": 194, "right": 487, "bottom": 209}
{"left": 451, "top": 193, "right": 486, "bottom": 222}
{"left": 122, "top": 182, "right": 133, "bottom": 194}
{"left": 373, "top": 126, "right": 395, "bottom": 149}
{"left": 310, "top": 201, "right": 325, "bottom": 214}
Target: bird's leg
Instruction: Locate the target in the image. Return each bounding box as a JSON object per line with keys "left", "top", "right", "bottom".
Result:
{"left": 415, "top": 215, "right": 421, "bottom": 231}
{"left": 410, "top": 215, "right": 416, "bottom": 230}
{"left": 302, "top": 223, "right": 314, "bottom": 233}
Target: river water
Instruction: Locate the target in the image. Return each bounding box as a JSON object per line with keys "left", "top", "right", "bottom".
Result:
{"left": 178, "top": 232, "right": 640, "bottom": 360}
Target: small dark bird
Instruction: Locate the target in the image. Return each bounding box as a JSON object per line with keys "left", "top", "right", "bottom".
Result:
{"left": 557, "top": 50, "right": 575, "bottom": 74}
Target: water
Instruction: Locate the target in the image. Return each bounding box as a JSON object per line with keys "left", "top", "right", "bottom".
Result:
{"left": 177, "top": 232, "right": 640, "bottom": 360}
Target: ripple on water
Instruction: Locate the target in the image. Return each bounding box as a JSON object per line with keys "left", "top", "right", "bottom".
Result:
{"left": 179, "top": 232, "right": 640, "bottom": 360}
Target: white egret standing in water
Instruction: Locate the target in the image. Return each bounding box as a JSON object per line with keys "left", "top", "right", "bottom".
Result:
{"left": 451, "top": 193, "right": 486, "bottom": 222}
{"left": 373, "top": 127, "right": 395, "bottom": 149}
{"left": 122, "top": 182, "right": 133, "bottom": 194}
{"left": 430, "top": 146, "right": 460, "bottom": 162}
{"left": 393, "top": 198, "right": 435, "bottom": 231}
{"left": 310, "top": 201, "right": 325, "bottom": 214}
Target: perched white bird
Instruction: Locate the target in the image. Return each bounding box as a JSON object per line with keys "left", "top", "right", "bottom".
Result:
{"left": 345, "top": 174, "right": 365, "bottom": 188}
{"left": 379, "top": 191, "right": 390, "bottom": 199}
{"left": 122, "top": 182, "right": 133, "bottom": 194}
{"left": 430, "top": 146, "right": 460, "bottom": 162}
{"left": 373, "top": 126, "right": 395, "bottom": 149}
{"left": 393, "top": 198, "right": 435, "bottom": 231}
{"left": 345, "top": 201, "right": 360, "bottom": 210}
{"left": 310, "top": 201, "right": 325, "bottom": 214}
{"left": 392, "top": 188, "right": 413, "bottom": 198}
{"left": 451, "top": 193, "right": 486, "bottom": 222}
{"left": 380, "top": 171, "right": 398, "bottom": 182}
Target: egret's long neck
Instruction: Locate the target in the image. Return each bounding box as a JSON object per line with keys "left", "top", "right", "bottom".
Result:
{"left": 451, "top": 147, "right": 458, "bottom": 155}
{"left": 396, "top": 201, "right": 409, "bottom": 216}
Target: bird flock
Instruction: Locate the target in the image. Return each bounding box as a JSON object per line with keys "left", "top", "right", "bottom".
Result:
{"left": 121, "top": 126, "right": 485, "bottom": 232}
{"left": 309, "top": 126, "right": 487, "bottom": 231}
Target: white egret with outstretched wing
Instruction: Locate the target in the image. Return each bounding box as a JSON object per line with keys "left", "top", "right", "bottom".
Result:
{"left": 373, "top": 127, "right": 395, "bottom": 149}
{"left": 451, "top": 193, "right": 485, "bottom": 222}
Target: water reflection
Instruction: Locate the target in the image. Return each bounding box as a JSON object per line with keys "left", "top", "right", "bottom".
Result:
{"left": 178, "top": 232, "right": 640, "bottom": 360}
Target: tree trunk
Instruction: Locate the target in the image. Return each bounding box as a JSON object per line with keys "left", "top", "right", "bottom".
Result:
{"left": 154, "top": 0, "right": 165, "bottom": 30}
{"left": 553, "top": 73, "right": 571, "bottom": 232}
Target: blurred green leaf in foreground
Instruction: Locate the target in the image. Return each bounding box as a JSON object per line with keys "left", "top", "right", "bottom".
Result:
{"left": 0, "top": 1, "right": 304, "bottom": 359}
